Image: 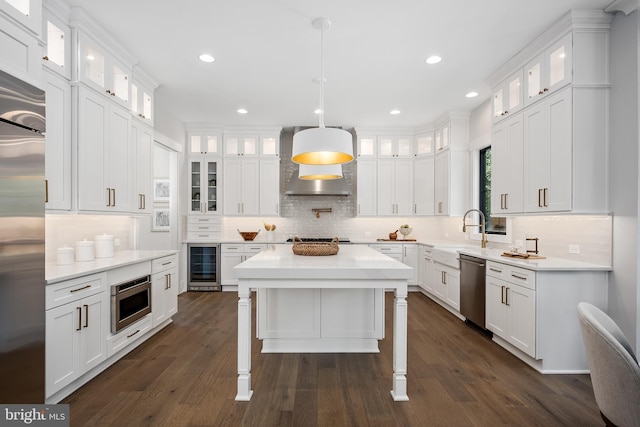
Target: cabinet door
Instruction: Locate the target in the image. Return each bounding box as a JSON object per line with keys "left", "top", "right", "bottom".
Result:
{"left": 434, "top": 151, "right": 449, "bottom": 215}
{"left": 357, "top": 136, "right": 376, "bottom": 157}
{"left": 394, "top": 159, "right": 413, "bottom": 215}
{"left": 444, "top": 268, "right": 460, "bottom": 311}
{"left": 131, "top": 122, "right": 153, "bottom": 212}
{"left": 79, "top": 293, "right": 108, "bottom": 374}
{"left": 223, "top": 158, "right": 242, "bottom": 215}
{"left": 423, "top": 258, "right": 435, "bottom": 294}
{"left": 376, "top": 160, "right": 395, "bottom": 215}
{"left": 107, "top": 105, "right": 132, "bottom": 212}
{"left": 492, "top": 114, "right": 523, "bottom": 214}
{"left": 413, "top": 157, "right": 434, "bottom": 215}
{"left": 240, "top": 158, "right": 260, "bottom": 215}
{"left": 44, "top": 71, "right": 72, "bottom": 210}
{"left": 42, "top": 8, "right": 71, "bottom": 79}
{"left": 77, "top": 88, "right": 108, "bottom": 211}
{"left": 221, "top": 253, "right": 243, "bottom": 286}
{"left": 356, "top": 160, "right": 377, "bottom": 216}
{"left": 403, "top": 245, "right": 418, "bottom": 286}
{"left": 486, "top": 276, "right": 508, "bottom": 337}
{"left": 506, "top": 284, "right": 536, "bottom": 357}
{"left": 165, "top": 268, "right": 178, "bottom": 318}
{"left": 46, "top": 302, "right": 80, "bottom": 397}
{"left": 259, "top": 159, "right": 279, "bottom": 215}
{"left": 204, "top": 159, "right": 219, "bottom": 213}
{"left": 433, "top": 266, "right": 446, "bottom": 301}
{"left": 152, "top": 271, "right": 168, "bottom": 325}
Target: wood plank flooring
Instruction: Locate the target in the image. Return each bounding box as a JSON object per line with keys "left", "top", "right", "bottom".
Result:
{"left": 63, "top": 291, "right": 603, "bottom": 426}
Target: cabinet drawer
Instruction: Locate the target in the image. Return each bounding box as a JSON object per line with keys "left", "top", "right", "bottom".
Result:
{"left": 187, "top": 224, "right": 220, "bottom": 233}
{"left": 152, "top": 254, "right": 178, "bottom": 274}
{"left": 487, "top": 261, "right": 536, "bottom": 290}
{"left": 422, "top": 245, "right": 434, "bottom": 259}
{"left": 108, "top": 261, "right": 151, "bottom": 286}
{"left": 46, "top": 273, "right": 106, "bottom": 310}
{"left": 107, "top": 314, "right": 152, "bottom": 357}
{"left": 221, "top": 244, "right": 243, "bottom": 252}
{"left": 369, "top": 244, "right": 403, "bottom": 254}
{"left": 244, "top": 244, "right": 267, "bottom": 253}
{"left": 187, "top": 231, "right": 220, "bottom": 241}
{"left": 187, "top": 216, "right": 220, "bottom": 225}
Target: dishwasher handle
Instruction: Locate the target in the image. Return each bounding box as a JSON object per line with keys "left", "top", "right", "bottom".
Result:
{"left": 460, "top": 258, "right": 485, "bottom": 267}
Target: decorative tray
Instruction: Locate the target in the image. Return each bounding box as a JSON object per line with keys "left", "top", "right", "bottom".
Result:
{"left": 501, "top": 252, "right": 546, "bottom": 260}
{"left": 292, "top": 237, "right": 339, "bottom": 256}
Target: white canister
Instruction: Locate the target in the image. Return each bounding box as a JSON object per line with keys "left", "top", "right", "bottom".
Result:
{"left": 95, "top": 234, "right": 114, "bottom": 258}
{"left": 75, "top": 240, "right": 95, "bottom": 262}
{"left": 56, "top": 246, "right": 74, "bottom": 265}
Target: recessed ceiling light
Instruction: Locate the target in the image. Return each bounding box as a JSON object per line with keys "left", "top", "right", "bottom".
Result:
{"left": 237, "top": 108, "right": 248, "bottom": 114}
{"left": 465, "top": 91, "right": 479, "bottom": 98}
{"left": 390, "top": 109, "right": 401, "bottom": 115}
{"left": 426, "top": 55, "right": 442, "bottom": 65}
{"left": 199, "top": 53, "right": 215, "bottom": 63}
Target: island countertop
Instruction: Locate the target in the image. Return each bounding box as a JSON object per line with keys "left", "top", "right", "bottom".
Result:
{"left": 233, "top": 244, "right": 413, "bottom": 281}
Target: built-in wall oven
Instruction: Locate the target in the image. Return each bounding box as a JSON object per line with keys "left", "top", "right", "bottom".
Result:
{"left": 188, "top": 244, "right": 221, "bottom": 291}
{"left": 111, "top": 275, "right": 152, "bottom": 333}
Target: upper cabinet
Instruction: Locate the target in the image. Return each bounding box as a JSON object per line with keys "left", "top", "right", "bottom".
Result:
{"left": 491, "top": 70, "right": 523, "bottom": 123}
{"left": 434, "top": 124, "right": 449, "bottom": 152}
{"left": 0, "top": 0, "right": 42, "bottom": 84}
{"left": 1, "top": 0, "right": 42, "bottom": 36}
{"left": 130, "top": 66, "right": 157, "bottom": 126}
{"left": 377, "top": 136, "right": 413, "bottom": 158}
{"left": 524, "top": 33, "right": 572, "bottom": 107}
{"left": 223, "top": 128, "right": 281, "bottom": 157}
{"left": 357, "top": 136, "right": 376, "bottom": 158}
{"left": 42, "top": 3, "right": 71, "bottom": 79}
{"left": 188, "top": 132, "right": 221, "bottom": 156}
{"left": 414, "top": 132, "right": 434, "bottom": 157}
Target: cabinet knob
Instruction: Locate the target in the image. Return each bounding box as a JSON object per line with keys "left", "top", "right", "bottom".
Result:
{"left": 543, "top": 88, "right": 549, "bottom": 92}
{"left": 42, "top": 55, "right": 49, "bottom": 61}
{"left": 106, "top": 89, "right": 111, "bottom": 94}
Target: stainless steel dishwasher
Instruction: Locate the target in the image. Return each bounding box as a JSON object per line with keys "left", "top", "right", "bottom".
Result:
{"left": 460, "top": 254, "right": 489, "bottom": 331}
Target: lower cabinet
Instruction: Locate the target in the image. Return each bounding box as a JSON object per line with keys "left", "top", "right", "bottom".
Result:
{"left": 419, "top": 246, "right": 435, "bottom": 294}
{"left": 45, "top": 273, "right": 109, "bottom": 398}
{"left": 368, "top": 243, "right": 418, "bottom": 286}
{"left": 221, "top": 243, "right": 267, "bottom": 287}
{"left": 151, "top": 254, "right": 179, "bottom": 326}
{"left": 433, "top": 262, "right": 460, "bottom": 311}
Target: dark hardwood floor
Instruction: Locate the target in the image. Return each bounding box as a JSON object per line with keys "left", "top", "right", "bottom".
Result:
{"left": 63, "top": 291, "right": 603, "bottom": 426}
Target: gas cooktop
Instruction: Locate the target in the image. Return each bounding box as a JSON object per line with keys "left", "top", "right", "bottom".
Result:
{"left": 286, "top": 237, "right": 351, "bottom": 243}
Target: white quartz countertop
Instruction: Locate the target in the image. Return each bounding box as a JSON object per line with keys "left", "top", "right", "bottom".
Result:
{"left": 46, "top": 250, "right": 178, "bottom": 284}
{"left": 234, "top": 244, "right": 413, "bottom": 280}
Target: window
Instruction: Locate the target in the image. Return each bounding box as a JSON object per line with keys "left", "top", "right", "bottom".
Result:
{"left": 479, "top": 147, "right": 506, "bottom": 235}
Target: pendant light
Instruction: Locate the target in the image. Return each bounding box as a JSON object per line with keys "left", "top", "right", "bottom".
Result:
{"left": 291, "top": 18, "right": 354, "bottom": 166}
{"left": 298, "top": 163, "right": 343, "bottom": 180}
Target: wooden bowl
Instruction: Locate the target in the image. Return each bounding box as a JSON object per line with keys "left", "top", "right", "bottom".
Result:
{"left": 238, "top": 230, "right": 260, "bottom": 241}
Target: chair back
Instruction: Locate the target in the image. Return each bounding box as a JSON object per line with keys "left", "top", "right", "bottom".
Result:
{"left": 577, "top": 302, "right": 640, "bottom": 427}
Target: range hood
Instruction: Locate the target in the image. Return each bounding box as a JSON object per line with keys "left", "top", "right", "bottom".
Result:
{"left": 284, "top": 165, "right": 351, "bottom": 196}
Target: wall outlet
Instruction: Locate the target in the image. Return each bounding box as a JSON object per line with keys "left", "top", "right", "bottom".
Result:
{"left": 569, "top": 244, "right": 580, "bottom": 254}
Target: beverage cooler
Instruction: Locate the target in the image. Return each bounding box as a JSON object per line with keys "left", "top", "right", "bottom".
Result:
{"left": 187, "top": 244, "right": 221, "bottom": 291}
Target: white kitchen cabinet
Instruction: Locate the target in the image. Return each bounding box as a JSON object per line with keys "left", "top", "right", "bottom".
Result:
{"left": 486, "top": 262, "right": 536, "bottom": 357}
{"left": 525, "top": 33, "right": 572, "bottom": 107}
{"left": 357, "top": 135, "right": 376, "bottom": 157}
{"left": 130, "top": 67, "right": 156, "bottom": 126}
{"left": 188, "top": 157, "right": 220, "bottom": 215}
{"left": 491, "top": 69, "right": 523, "bottom": 124}
{"left": 376, "top": 159, "right": 413, "bottom": 216}
{"left": 42, "top": 5, "right": 71, "bottom": 79}
{"left": 413, "top": 156, "right": 434, "bottom": 215}
{"left": 223, "top": 157, "right": 259, "bottom": 215}
{"left": 76, "top": 29, "right": 132, "bottom": 108}
{"left": 77, "top": 86, "right": 132, "bottom": 212}
{"left": 433, "top": 262, "right": 460, "bottom": 311}
{"left": 377, "top": 136, "right": 413, "bottom": 158}
{"left": 188, "top": 132, "right": 221, "bottom": 156}
{"left": 220, "top": 243, "right": 267, "bottom": 287}
{"left": 186, "top": 215, "right": 221, "bottom": 241}
{"left": 368, "top": 243, "right": 417, "bottom": 286}
{"left": 414, "top": 132, "right": 434, "bottom": 157}
{"left": 45, "top": 273, "right": 109, "bottom": 398}
{"left": 491, "top": 113, "right": 524, "bottom": 214}
{"left": 419, "top": 246, "right": 435, "bottom": 294}
{"left": 151, "top": 254, "right": 178, "bottom": 327}
{"left": 434, "top": 124, "right": 449, "bottom": 152}
{"left": 434, "top": 150, "right": 468, "bottom": 216}
{"left": 131, "top": 120, "right": 153, "bottom": 213}
{"left": 0, "top": 9, "right": 42, "bottom": 84}
{"left": 44, "top": 69, "right": 72, "bottom": 210}
{"left": 223, "top": 132, "right": 280, "bottom": 157}
{"left": 259, "top": 158, "right": 280, "bottom": 216}
{"left": 356, "top": 160, "right": 377, "bottom": 216}
{"left": 523, "top": 88, "right": 572, "bottom": 213}
{"left": 1, "top": 0, "right": 42, "bottom": 35}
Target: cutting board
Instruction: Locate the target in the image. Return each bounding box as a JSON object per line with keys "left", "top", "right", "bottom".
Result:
{"left": 501, "top": 252, "right": 546, "bottom": 260}
{"left": 376, "top": 238, "right": 417, "bottom": 242}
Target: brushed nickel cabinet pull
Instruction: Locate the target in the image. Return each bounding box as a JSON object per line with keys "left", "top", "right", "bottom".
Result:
{"left": 70, "top": 285, "right": 91, "bottom": 293}
{"left": 162, "top": 261, "right": 171, "bottom": 266}
{"left": 504, "top": 193, "right": 508, "bottom": 210}
{"left": 127, "top": 329, "right": 140, "bottom": 339}
{"left": 45, "top": 180, "right": 49, "bottom": 203}
{"left": 489, "top": 267, "right": 502, "bottom": 274}
{"left": 511, "top": 273, "right": 527, "bottom": 281}
{"left": 76, "top": 307, "right": 82, "bottom": 331}
{"left": 543, "top": 188, "right": 548, "bottom": 207}
{"left": 501, "top": 285, "right": 505, "bottom": 304}
{"left": 538, "top": 188, "right": 543, "bottom": 207}
{"left": 84, "top": 304, "right": 89, "bottom": 328}
{"left": 107, "top": 188, "right": 111, "bottom": 206}
{"left": 112, "top": 188, "right": 116, "bottom": 206}
{"left": 505, "top": 287, "right": 510, "bottom": 306}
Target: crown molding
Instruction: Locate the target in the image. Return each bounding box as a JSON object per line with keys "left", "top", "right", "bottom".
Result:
{"left": 605, "top": 0, "right": 638, "bottom": 15}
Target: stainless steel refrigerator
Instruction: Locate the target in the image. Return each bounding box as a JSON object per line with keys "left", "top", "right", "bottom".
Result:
{"left": 0, "top": 69, "right": 46, "bottom": 403}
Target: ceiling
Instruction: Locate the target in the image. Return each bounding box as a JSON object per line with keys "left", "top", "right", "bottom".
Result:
{"left": 65, "top": 0, "right": 615, "bottom": 129}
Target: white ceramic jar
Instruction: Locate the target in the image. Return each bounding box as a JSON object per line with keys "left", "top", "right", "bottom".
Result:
{"left": 56, "top": 246, "right": 74, "bottom": 265}
{"left": 95, "top": 234, "right": 114, "bottom": 258}
{"left": 75, "top": 239, "right": 95, "bottom": 262}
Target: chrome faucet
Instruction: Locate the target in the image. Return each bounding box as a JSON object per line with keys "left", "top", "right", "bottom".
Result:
{"left": 462, "top": 209, "right": 488, "bottom": 248}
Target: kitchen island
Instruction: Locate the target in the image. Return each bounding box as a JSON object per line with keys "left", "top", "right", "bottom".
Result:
{"left": 233, "top": 244, "right": 413, "bottom": 402}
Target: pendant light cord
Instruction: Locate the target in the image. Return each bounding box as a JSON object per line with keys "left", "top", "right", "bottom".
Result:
{"left": 319, "top": 21, "right": 325, "bottom": 129}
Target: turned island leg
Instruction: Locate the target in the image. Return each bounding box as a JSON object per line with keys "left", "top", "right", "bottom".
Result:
{"left": 236, "top": 282, "right": 253, "bottom": 401}
{"left": 391, "top": 283, "right": 409, "bottom": 401}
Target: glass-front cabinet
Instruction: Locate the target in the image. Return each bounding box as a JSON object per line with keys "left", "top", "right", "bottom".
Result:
{"left": 525, "top": 33, "right": 572, "bottom": 106}
{"left": 414, "top": 132, "right": 434, "bottom": 157}
{"left": 189, "top": 159, "right": 219, "bottom": 214}
{"left": 492, "top": 70, "right": 523, "bottom": 123}
{"left": 189, "top": 133, "right": 220, "bottom": 156}
{"left": 1, "top": 0, "right": 42, "bottom": 35}
{"left": 378, "top": 136, "right": 413, "bottom": 158}
{"left": 42, "top": 7, "right": 71, "bottom": 79}
{"left": 130, "top": 68, "right": 156, "bottom": 125}
{"left": 357, "top": 136, "right": 376, "bottom": 157}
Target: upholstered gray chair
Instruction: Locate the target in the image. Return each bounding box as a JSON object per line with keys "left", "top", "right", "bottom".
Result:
{"left": 577, "top": 302, "right": 640, "bottom": 427}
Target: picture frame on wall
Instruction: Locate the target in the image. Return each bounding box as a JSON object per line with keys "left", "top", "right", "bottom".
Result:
{"left": 152, "top": 208, "right": 170, "bottom": 232}
{"left": 154, "top": 179, "right": 170, "bottom": 201}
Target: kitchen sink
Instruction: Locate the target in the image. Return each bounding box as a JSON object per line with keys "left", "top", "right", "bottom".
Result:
{"left": 431, "top": 246, "right": 467, "bottom": 269}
